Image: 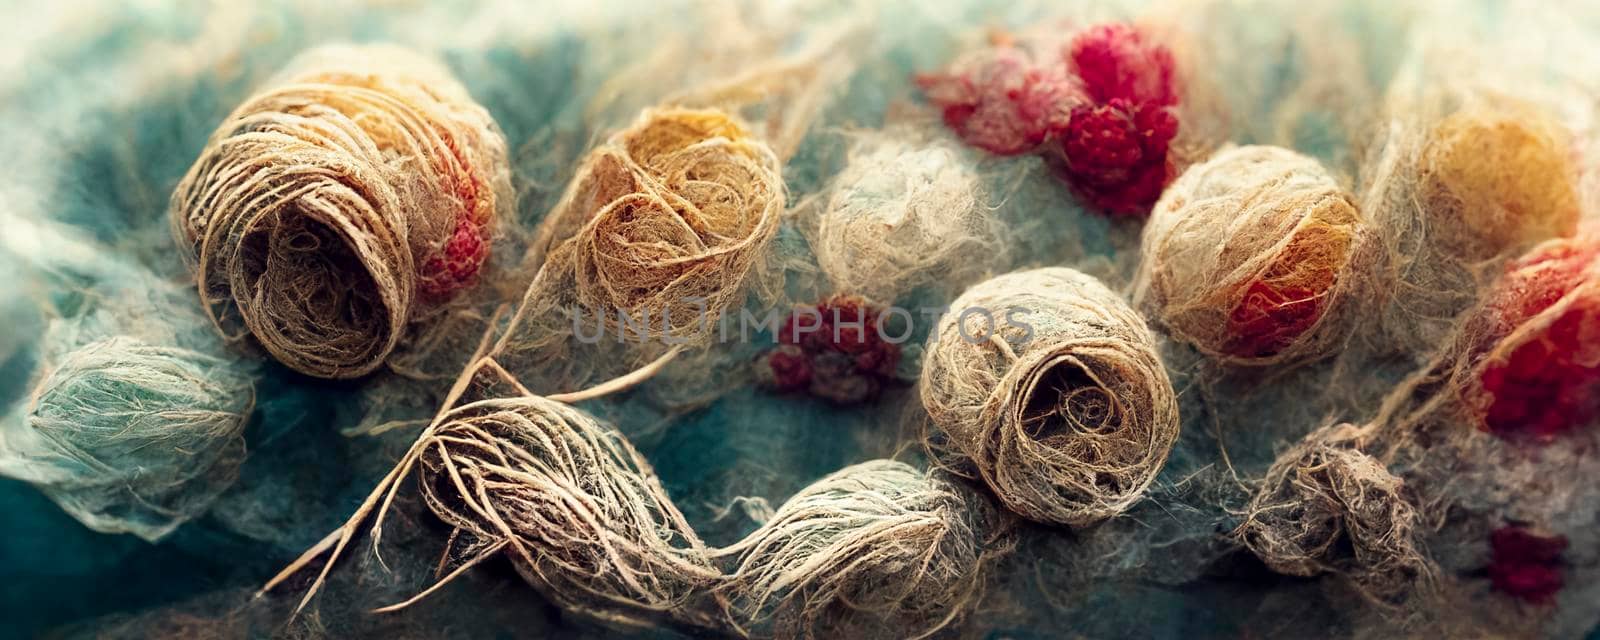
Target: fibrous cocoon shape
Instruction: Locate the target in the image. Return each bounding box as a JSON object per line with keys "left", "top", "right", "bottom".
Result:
{"left": 810, "top": 132, "right": 1000, "bottom": 303}
{"left": 494, "top": 108, "right": 784, "bottom": 385}
{"left": 1418, "top": 104, "right": 1580, "bottom": 262}
{"left": 0, "top": 336, "right": 254, "bottom": 542}
{"left": 1361, "top": 101, "right": 1583, "bottom": 355}
{"left": 1238, "top": 423, "right": 1433, "bottom": 607}
{"left": 417, "top": 396, "right": 719, "bottom": 629}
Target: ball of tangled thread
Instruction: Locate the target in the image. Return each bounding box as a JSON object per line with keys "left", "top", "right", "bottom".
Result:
{"left": 416, "top": 396, "right": 719, "bottom": 630}
{"left": 0, "top": 336, "right": 254, "bottom": 542}
{"left": 504, "top": 107, "right": 784, "bottom": 372}
{"left": 170, "top": 44, "right": 512, "bottom": 379}
{"left": 920, "top": 267, "right": 1180, "bottom": 527}
{"left": 716, "top": 459, "right": 1008, "bottom": 640}
{"left": 810, "top": 133, "right": 1000, "bottom": 303}
{"left": 1134, "top": 145, "right": 1373, "bottom": 366}
{"left": 1237, "top": 424, "right": 1433, "bottom": 607}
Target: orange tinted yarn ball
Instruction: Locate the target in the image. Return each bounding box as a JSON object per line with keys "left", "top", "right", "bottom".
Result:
{"left": 1224, "top": 203, "right": 1359, "bottom": 358}
{"left": 1419, "top": 104, "right": 1581, "bottom": 260}
{"left": 1135, "top": 145, "right": 1371, "bottom": 367}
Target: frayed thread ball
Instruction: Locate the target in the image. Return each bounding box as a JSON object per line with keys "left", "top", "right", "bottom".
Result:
{"left": 1135, "top": 145, "right": 1373, "bottom": 366}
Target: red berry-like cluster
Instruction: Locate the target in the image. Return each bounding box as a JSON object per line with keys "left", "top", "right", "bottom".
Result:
{"left": 1473, "top": 238, "right": 1600, "bottom": 440}
{"left": 1054, "top": 24, "right": 1179, "bottom": 215}
{"left": 419, "top": 129, "right": 493, "bottom": 301}
{"left": 421, "top": 217, "right": 490, "bottom": 299}
{"left": 760, "top": 295, "right": 902, "bottom": 405}
{"left": 1488, "top": 525, "right": 1567, "bottom": 605}
{"left": 917, "top": 23, "right": 1180, "bottom": 216}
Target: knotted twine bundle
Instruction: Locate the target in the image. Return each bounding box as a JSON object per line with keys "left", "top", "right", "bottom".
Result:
{"left": 1237, "top": 423, "right": 1434, "bottom": 608}
{"left": 1, "top": 335, "right": 254, "bottom": 542}
{"left": 1134, "top": 145, "right": 1376, "bottom": 366}
{"left": 410, "top": 396, "right": 720, "bottom": 630}
{"left": 717, "top": 459, "right": 1010, "bottom": 639}
{"left": 170, "top": 44, "right": 512, "bottom": 379}
{"left": 804, "top": 129, "right": 1002, "bottom": 303}
{"left": 920, "top": 267, "right": 1180, "bottom": 527}
{"left": 493, "top": 107, "right": 784, "bottom": 391}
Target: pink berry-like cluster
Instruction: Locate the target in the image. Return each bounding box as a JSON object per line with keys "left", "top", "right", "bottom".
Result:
{"left": 759, "top": 295, "right": 902, "bottom": 405}
{"left": 917, "top": 39, "right": 1075, "bottom": 156}
{"left": 918, "top": 23, "right": 1180, "bottom": 216}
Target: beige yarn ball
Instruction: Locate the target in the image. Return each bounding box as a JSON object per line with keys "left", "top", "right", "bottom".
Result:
{"left": 717, "top": 459, "right": 1006, "bottom": 639}
{"left": 417, "top": 396, "right": 719, "bottom": 629}
{"left": 811, "top": 132, "right": 1001, "bottom": 302}
{"left": 920, "top": 267, "right": 1180, "bottom": 527}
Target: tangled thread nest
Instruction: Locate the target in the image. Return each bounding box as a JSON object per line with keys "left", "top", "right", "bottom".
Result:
{"left": 1237, "top": 423, "right": 1434, "bottom": 608}
{"left": 170, "top": 44, "right": 512, "bottom": 379}
{"left": 807, "top": 131, "right": 1002, "bottom": 303}
{"left": 494, "top": 107, "right": 784, "bottom": 382}
{"left": 0, "top": 336, "right": 254, "bottom": 542}
{"left": 920, "top": 267, "right": 1180, "bottom": 527}
{"left": 1134, "top": 144, "right": 1375, "bottom": 366}
{"left": 416, "top": 396, "right": 720, "bottom": 630}
{"left": 716, "top": 459, "right": 1010, "bottom": 640}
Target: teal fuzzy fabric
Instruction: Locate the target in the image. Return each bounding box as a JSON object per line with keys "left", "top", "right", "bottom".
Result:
{"left": 2, "top": 1, "right": 1599, "bottom": 638}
